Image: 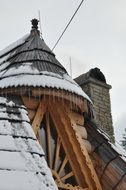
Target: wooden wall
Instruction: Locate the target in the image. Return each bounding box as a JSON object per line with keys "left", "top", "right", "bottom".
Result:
{"left": 85, "top": 122, "right": 126, "bottom": 190}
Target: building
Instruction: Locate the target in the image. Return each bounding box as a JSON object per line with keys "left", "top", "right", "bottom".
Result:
{"left": 0, "top": 19, "right": 125, "bottom": 190}
{"left": 75, "top": 68, "right": 114, "bottom": 142}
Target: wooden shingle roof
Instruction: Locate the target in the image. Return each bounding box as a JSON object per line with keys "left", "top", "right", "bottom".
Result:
{"left": 0, "top": 96, "right": 57, "bottom": 190}
{"left": 84, "top": 117, "right": 126, "bottom": 190}
{"left": 0, "top": 19, "right": 90, "bottom": 102}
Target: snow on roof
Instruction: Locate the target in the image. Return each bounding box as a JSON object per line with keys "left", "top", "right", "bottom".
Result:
{"left": 0, "top": 34, "right": 29, "bottom": 57}
{"left": 0, "top": 28, "right": 91, "bottom": 103}
{"left": 0, "top": 69, "right": 91, "bottom": 102}
{"left": 96, "top": 127, "right": 126, "bottom": 162}
{"left": 0, "top": 96, "right": 58, "bottom": 190}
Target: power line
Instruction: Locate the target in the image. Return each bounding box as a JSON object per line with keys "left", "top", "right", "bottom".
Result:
{"left": 52, "top": 0, "right": 85, "bottom": 51}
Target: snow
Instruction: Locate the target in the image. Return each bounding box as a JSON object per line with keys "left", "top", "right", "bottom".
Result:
{"left": 14, "top": 137, "right": 44, "bottom": 155}
{"left": 0, "top": 96, "right": 58, "bottom": 190}
{"left": 0, "top": 34, "right": 29, "bottom": 57}
{"left": 0, "top": 63, "right": 39, "bottom": 77}
{"left": 0, "top": 151, "right": 28, "bottom": 171}
{"left": 0, "top": 73, "right": 91, "bottom": 102}
{"left": 11, "top": 122, "right": 36, "bottom": 139}
{"left": 18, "top": 108, "right": 30, "bottom": 122}
{"left": 0, "top": 54, "right": 10, "bottom": 64}
{"left": 97, "top": 128, "right": 110, "bottom": 141}
{"left": 109, "top": 142, "right": 126, "bottom": 162}
{"left": 0, "top": 97, "right": 15, "bottom": 107}
{"left": 96, "top": 126, "right": 126, "bottom": 162}
{"left": 0, "top": 171, "right": 57, "bottom": 190}
{"left": 0, "top": 120, "right": 12, "bottom": 135}
{"left": 0, "top": 135, "right": 17, "bottom": 151}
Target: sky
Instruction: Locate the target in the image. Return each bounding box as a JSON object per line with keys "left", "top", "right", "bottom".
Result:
{"left": 0, "top": 0, "right": 126, "bottom": 144}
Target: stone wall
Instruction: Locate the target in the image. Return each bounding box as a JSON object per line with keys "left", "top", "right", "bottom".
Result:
{"left": 75, "top": 68, "right": 114, "bottom": 142}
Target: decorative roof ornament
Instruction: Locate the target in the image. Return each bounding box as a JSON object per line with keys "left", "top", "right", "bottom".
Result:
{"left": 31, "top": 18, "right": 39, "bottom": 30}
{"left": 31, "top": 18, "right": 40, "bottom": 36}
{"left": 0, "top": 19, "right": 91, "bottom": 110}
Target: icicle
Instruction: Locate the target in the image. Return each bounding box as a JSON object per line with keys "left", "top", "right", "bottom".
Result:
{"left": 48, "top": 88, "right": 50, "bottom": 103}
{"left": 74, "top": 94, "right": 77, "bottom": 111}
{"left": 76, "top": 95, "right": 79, "bottom": 112}
{"left": 70, "top": 92, "right": 72, "bottom": 110}
{"left": 38, "top": 87, "right": 41, "bottom": 101}
{"left": 24, "top": 86, "right": 27, "bottom": 95}
{"left": 61, "top": 89, "right": 64, "bottom": 105}
{"left": 28, "top": 87, "right": 31, "bottom": 100}
{"left": 43, "top": 89, "right": 46, "bottom": 101}
{"left": 5, "top": 89, "right": 7, "bottom": 99}
{"left": 78, "top": 96, "right": 81, "bottom": 111}
{"left": 52, "top": 89, "right": 55, "bottom": 103}
{"left": 72, "top": 94, "right": 75, "bottom": 109}
{"left": 33, "top": 89, "right": 37, "bottom": 100}
{"left": 58, "top": 90, "right": 60, "bottom": 102}
{"left": 1, "top": 89, "right": 3, "bottom": 97}
{"left": 20, "top": 88, "right": 22, "bottom": 96}
{"left": 81, "top": 96, "right": 83, "bottom": 111}
{"left": 20, "top": 87, "right": 23, "bottom": 96}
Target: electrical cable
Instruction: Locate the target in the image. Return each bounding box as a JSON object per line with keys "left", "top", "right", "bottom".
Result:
{"left": 52, "top": 0, "right": 85, "bottom": 51}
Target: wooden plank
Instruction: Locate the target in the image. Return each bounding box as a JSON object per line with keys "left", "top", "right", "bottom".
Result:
{"left": 58, "top": 156, "right": 68, "bottom": 175}
{"left": 74, "top": 125, "right": 87, "bottom": 139}
{"left": 22, "top": 96, "right": 39, "bottom": 109}
{"left": 53, "top": 137, "right": 61, "bottom": 171}
{"left": 32, "top": 99, "right": 47, "bottom": 135}
{"left": 60, "top": 171, "right": 74, "bottom": 181}
{"left": 91, "top": 152, "right": 106, "bottom": 178}
{"left": 116, "top": 175, "right": 126, "bottom": 190}
{"left": 70, "top": 111, "right": 84, "bottom": 125}
{"left": 27, "top": 109, "right": 36, "bottom": 122}
{"left": 46, "top": 112, "right": 52, "bottom": 169}
{"left": 49, "top": 100, "right": 102, "bottom": 190}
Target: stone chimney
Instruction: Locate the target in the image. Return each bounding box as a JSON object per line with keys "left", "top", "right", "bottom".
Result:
{"left": 75, "top": 68, "right": 114, "bottom": 142}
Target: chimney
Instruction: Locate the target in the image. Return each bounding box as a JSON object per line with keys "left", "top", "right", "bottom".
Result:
{"left": 75, "top": 68, "right": 114, "bottom": 142}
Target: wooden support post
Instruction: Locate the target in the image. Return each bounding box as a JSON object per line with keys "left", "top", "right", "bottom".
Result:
{"left": 45, "top": 112, "right": 52, "bottom": 169}
{"left": 32, "top": 99, "right": 47, "bottom": 135}
{"left": 49, "top": 100, "right": 102, "bottom": 190}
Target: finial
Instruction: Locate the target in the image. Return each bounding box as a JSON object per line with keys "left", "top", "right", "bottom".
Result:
{"left": 31, "top": 18, "right": 39, "bottom": 30}
{"left": 30, "top": 18, "right": 40, "bottom": 36}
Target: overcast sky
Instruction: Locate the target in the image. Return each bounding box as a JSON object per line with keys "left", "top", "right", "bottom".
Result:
{"left": 0, "top": 0, "right": 126, "bottom": 144}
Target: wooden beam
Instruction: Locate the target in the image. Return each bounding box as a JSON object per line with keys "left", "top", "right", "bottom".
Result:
{"left": 32, "top": 99, "right": 47, "bottom": 135}
{"left": 49, "top": 100, "right": 102, "bottom": 190}
{"left": 54, "top": 137, "right": 61, "bottom": 171}
{"left": 22, "top": 96, "right": 39, "bottom": 110}
{"left": 60, "top": 171, "right": 74, "bottom": 181}
{"left": 58, "top": 156, "right": 68, "bottom": 175}
{"left": 46, "top": 112, "right": 52, "bottom": 169}
{"left": 32, "top": 88, "right": 86, "bottom": 112}
{"left": 70, "top": 111, "right": 84, "bottom": 126}
{"left": 27, "top": 109, "right": 36, "bottom": 122}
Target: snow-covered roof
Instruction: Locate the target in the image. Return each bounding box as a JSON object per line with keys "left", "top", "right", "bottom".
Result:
{"left": 0, "top": 21, "right": 91, "bottom": 102}
{"left": 0, "top": 96, "right": 57, "bottom": 190}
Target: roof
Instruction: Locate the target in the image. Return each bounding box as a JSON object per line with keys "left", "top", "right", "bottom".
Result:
{"left": 75, "top": 67, "right": 107, "bottom": 86}
{"left": 84, "top": 117, "right": 126, "bottom": 189}
{"left": 0, "top": 19, "right": 90, "bottom": 102}
{"left": 0, "top": 96, "right": 57, "bottom": 190}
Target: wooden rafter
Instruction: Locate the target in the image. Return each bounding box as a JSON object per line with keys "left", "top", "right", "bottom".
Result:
{"left": 53, "top": 137, "right": 61, "bottom": 171}
{"left": 58, "top": 156, "right": 68, "bottom": 175}
{"left": 22, "top": 96, "right": 39, "bottom": 110}
{"left": 31, "top": 98, "right": 47, "bottom": 135}
{"left": 46, "top": 112, "right": 52, "bottom": 169}
{"left": 48, "top": 100, "right": 102, "bottom": 190}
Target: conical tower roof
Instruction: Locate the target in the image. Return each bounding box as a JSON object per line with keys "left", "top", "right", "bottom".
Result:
{"left": 0, "top": 19, "right": 90, "bottom": 102}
